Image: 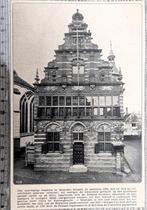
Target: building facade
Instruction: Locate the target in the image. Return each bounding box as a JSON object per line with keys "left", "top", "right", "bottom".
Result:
{"left": 14, "top": 70, "right": 34, "bottom": 153}
{"left": 124, "top": 112, "right": 141, "bottom": 139}
{"left": 34, "top": 10, "right": 125, "bottom": 173}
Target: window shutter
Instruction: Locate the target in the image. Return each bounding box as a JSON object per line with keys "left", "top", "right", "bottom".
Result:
{"left": 42, "top": 143, "right": 48, "bottom": 154}
{"left": 95, "top": 143, "right": 99, "bottom": 154}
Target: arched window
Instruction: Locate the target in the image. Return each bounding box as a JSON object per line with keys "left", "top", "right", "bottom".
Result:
{"left": 70, "top": 122, "right": 87, "bottom": 142}
{"left": 42, "top": 123, "right": 62, "bottom": 153}
{"left": 97, "top": 124, "right": 111, "bottom": 152}
{"left": 20, "top": 95, "right": 28, "bottom": 133}
{"left": 20, "top": 91, "right": 34, "bottom": 134}
{"left": 30, "top": 97, "right": 34, "bottom": 132}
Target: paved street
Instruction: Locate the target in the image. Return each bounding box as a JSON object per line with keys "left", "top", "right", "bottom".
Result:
{"left": 14, "top": 139, "right": 142, "bottom": 184}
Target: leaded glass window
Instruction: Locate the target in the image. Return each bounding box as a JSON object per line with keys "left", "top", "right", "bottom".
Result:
{"left": 73, "top": 96, "right": 78, "bottom": 106}
{"left": 86, "top": 97, "right": 92, "bottom": 106}
{"left": 46, "top": 132, "right": 60, "bottom": 152}
{"left": 106, "top": 96, "right": 112, "bottom": 106}
{"left": 99, "top": 96, "right": 105, "bottom": 106}
{"left": 93, "top": 97, "right": 98, "bottom": 106}
{"left": 39, "top": 96, "right": 45, "bottom": 106}
{"left": 79, "top": 96, "right": 85, "bottom": 105}
{"left": 113, "top": 96, "right": 119, "bottom": 106}
{"left": 53, "top": 96, "right": 58, "bottom": 106}
{"left": 66, "top": 96, "right": 71, "bottom": 106}
{"left": 46, "top": 96, "right": 51, "bottom": 106}
{"left": 59, "top": 96, "right": 65, "bottom": 106}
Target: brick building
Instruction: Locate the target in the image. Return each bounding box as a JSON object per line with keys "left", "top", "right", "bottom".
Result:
{"left": 33, "top": 10, "right": 125, "bottom": 173}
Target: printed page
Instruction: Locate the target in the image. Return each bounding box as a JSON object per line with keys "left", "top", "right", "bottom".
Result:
{"left": 11, "top": 1, "right": 145, "bottom": 209}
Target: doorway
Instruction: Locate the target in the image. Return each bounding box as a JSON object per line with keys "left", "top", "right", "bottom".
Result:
{"left": 73, "top": 142, "right": 84, "bottom": 165}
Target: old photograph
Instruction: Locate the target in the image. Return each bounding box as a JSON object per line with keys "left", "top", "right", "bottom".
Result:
{"left": 13, "top": 2, "right": 142, "bottom": 184}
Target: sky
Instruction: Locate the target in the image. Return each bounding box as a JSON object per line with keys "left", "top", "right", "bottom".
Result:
{"left": 12, "top": 2, "right": 143, "bottom": 113}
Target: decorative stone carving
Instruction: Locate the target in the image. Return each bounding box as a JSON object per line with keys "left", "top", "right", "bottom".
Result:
{"left": 72, "top": 86, "right": 85, "bottom": 91}
{"left": 44, "top": 86, "right": 57, "bottom": 91}
{"left": 72, "top": 124, "right": 85, "bottom": 132}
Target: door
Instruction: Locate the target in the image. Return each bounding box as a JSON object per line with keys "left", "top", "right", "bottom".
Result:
{"left": 73, "top": 142, "right": 84, "bottom": 165}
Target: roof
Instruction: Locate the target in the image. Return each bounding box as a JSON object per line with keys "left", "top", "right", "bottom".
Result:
{"left": 13, "top": 70, "right": 34, "bottom": 91}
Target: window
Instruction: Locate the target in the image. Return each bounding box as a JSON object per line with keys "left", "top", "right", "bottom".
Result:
{"left": 46, "top": 96, "right": 51, "bottom": 106}
{"left": 106, "top": 107, "right": 112, "bottom": 117}
{"left": 100, "top": 108, "right": 104, "bottom": 116}
{"left": 97, "top": 124, "right": 111, "bottom": 142}
{"left": 86, "top": 97, "right": 92, "bottom": 106}
{"left": 59, "top": 96, "right": 65, "bottom": 106}
{"left": 39, "top": 96, "right": 45, "bottom": 106}
{"left": 37, "top": 107, "right": 45, "bottom": 117}
{"left": 30, "top": 99, "right": 34, "bottom": 132}
{"left": 93, "top": 108, "right": 98, "bottom": 116}
{"left": 46, "top": 132, "right": 60, "bottom": 152}
{"left": 20, "top": 98, "right": 28, "bottom": 133}
{"left": 98, "top": 132, "right": 104, "bottom": 141}
{"left": 73, "top": 132, "right": 83, "bottom": 141}
{"left": 86, "top": 107, "right": 91, "bottom": 116}
{"left": 79, "top": 107, "right": 85, "bottom": 116}
{"left": 73, "top": 96, "right": 78, "bottom": 105}
{"left": 99, "top": 96, "right": 105, "bottom": 106}
{"left": 113, "top": 96, "right": 119, "bottom": 106}
{"left": 73, "top": 133, "right": 78, "bottom": 140}
{"left": 79, "top": 96, "right": 85, "bottom": 105}
{"left": 79, "top": 66, "right": 84, "bottom": 74}
{"left": 106, "top": 96, "right": 112, "bottom": 106}
{"left": 66, "top": 107, "right": 71, "bottom": 117}
{"left": 132, "top": 123, "right": 137, "bottom": 127}
{"left": 66, "top": 96, "right": 71, "bottom": 105}
{"left": 73, "top": 66, "right": 84, "bottom": 74}
{"left": 46, "top": 108, "right": 51, "bottom": 117}
{"left": 51, "top": 108, "right": 58, "bottom": 117}
{"left": 53, "top": 96, "right": 58, "bottom": 106}
{"left": 73, "top": 66, "right": 78, "bottom": 74}
{"left": 20, "top": 92, "right": 34, "bottom": 134}
{"left": 98, "top": 132, "right": 111, "bottom": 142}
{"left": 113, "top": 107, "right": 120, "bottom": 117}
{"left": 90, "top": 55, "right": 94, "bottom": 61}
{"left": 52, "top": 71, "right": 56, "bottom": 82}
{"left": 93, "top": 97, "right": 98, "bottom": 106}
{"left": 73, "top": 108, "right": 78, "bottom": 116}
{"left": 59, "top": 107, "right": 65, "bottom": 116}
{"left": 97, "top": 124, "right": 111, "bottom": 152}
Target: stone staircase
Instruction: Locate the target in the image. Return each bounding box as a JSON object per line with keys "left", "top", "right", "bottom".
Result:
{"left": 69, "top": 165, "right": 87, "bottom": 173}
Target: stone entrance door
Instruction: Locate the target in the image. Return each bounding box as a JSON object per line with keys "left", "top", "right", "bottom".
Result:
{"left": 73, "top": 142, "right": 84, "bottom": 165}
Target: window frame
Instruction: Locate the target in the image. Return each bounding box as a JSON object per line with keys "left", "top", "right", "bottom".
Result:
{"left": 46, "top": 132, "right": 60, "bottom": 153}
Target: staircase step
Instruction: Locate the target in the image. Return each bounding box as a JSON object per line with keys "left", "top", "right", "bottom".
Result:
{"left": 69, "top": 165, "right": 87, "bottom": 173}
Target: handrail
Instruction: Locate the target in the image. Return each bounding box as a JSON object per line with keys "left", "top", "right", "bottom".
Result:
{"left": 120, "top": 152, "right": 133, "bottom": 173}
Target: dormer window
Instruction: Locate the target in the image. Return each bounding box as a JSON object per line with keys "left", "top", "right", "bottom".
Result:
{"left": 52, "top": 72, "right": 56, "bottom": 82}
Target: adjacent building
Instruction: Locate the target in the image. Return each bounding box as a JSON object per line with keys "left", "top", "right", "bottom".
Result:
{"left": 13, "top": 70, "right": 34, "bottom": 154}
{"left": 33, "top": 10, "right": 126, "bottom": 173}
{"left": 124, "top": 112, "right": 141, "bottom": 139}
